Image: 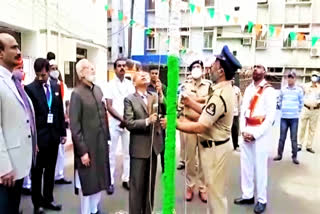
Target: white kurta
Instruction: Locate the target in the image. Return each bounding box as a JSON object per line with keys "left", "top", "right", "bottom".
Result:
{"left": 103, "top": 76, "right": 135, "bottom": 184}
{"left": 239, "top": 80, "right": 277, "bottom": 204}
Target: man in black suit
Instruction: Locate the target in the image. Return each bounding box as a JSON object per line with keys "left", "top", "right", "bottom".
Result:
{"left": 124, "top": 68, "right": 164, "bottom": 214}
{"left": 25, "top": 58, "right": 66, "bottom": 214}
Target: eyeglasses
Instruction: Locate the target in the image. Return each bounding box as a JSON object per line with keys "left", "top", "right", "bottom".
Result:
{"left": 117, "top": 64, "right": 126, "bottom": 68}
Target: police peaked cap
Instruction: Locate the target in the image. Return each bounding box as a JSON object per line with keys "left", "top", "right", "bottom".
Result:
{"left": 215, "top": 45, "right": 242, "bottom": 74}
{"left": 188, "top": 60, "right": 204, "bottom": 71}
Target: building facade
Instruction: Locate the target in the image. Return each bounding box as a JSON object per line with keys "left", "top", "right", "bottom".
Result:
{"left": 108, "top": 0, "right": 320, "bottom": 86}
{"left": 0, "top": 0, "right": 109, "bottom": 87}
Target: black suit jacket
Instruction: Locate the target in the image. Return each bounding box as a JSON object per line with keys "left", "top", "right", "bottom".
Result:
{"left": 25, "top": 79, "right": 66, "bottom": 148}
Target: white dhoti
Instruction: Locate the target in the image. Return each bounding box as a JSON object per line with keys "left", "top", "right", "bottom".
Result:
{"left": 109, "top": 127, "right": 130, "bottom": 184}
{"left": 55, "top": 144, "right": 65, "bottom": 180}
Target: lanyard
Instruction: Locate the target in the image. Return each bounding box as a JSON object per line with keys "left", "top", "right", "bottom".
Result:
{"left": 46, "top": 87, "right": 52, "bottom": 112}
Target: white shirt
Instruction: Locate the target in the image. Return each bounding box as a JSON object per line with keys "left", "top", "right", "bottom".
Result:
{"left": 240, "top": 80, "right": 277, "bottom": 140}
{"left": 104, "top": 76, "right": 135, "bottom": 128}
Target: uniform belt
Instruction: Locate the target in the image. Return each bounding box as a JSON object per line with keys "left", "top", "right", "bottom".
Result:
{"left": 304, "top": 104, "right": 320, "bottom": 110}
{"left": 200, "top": 138, "right": 230, "bottom": 148}
{"left": 245, "top": 116, "right": 265, "bottom": 126}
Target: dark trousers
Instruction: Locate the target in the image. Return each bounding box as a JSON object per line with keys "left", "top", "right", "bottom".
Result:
{"left": 0, "top": 178, "right": 23, "bottom": 214}
{"left": 31, "top": 142, "right": 59, "bottom": 208}
{"left": 231, "top": 116, "right": 239, "bottom": 149}
{"left": 277, "top": 118, "right": 299, "bottom": 158}
{"left": 129, "top": 153, "right": 157, "bottom": 214}
{"left": 160, "top": 130, "right": 165, "bottom": 173}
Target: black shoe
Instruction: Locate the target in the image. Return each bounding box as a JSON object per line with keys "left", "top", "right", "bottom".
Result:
{"left": 55, "top": 178, "right": 72, "bottom": 184}
{"left": 177, "top": 162, "right": 185, "bottom": 170}
{"left": 273, "top": 155, "right": 282, "bottom": 161}
{"left": 34, "top": 207, "right": 45, "bottom": 214}
{"left": 122, "top": 181, "right": 130, "bottom": 191}
{"left": 297, "top": 147, "right": 302, "bottom": 152}
{"left": 234, "top": 197, "right": 255, "bottom": 205}
{"left": 42, "top": 201, "right": 62, "bottom": 211}
{"left": 107, "top": 184, "right": 114, "bottom": 195}
{"left": 254, "top": 202, "right": 267, "bottom": 213}
{"left": 21, "top": 187, "right": 31, "bottom": 195}
{"left": 306, "top": 148, "right": 315, "bottom": 154}
{"left": 292, "top": 158, "right": 300, "bottom": 165}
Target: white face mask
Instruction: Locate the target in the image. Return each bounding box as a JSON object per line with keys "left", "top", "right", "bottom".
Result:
{"left": 311, "top": 76, "right": 318, "bottom": 82}
{"left": 50, "top": 70, "right": 60, "bottom": 80}
{"left": 191, "top": 68, "right": 202, "bottom": 79}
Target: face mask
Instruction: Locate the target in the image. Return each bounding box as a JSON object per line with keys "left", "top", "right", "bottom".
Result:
{"left": 85, "top": 74, "right": 96, "bottom": 83}
{"left": 12, "top": 70, "right": 24, "bottom": 81}
{"left": 50, "top": 70, "right": 60, "bottom": 80}
{"left": 191, "top": 68, "right": 202, "bottom": 79}
{"left": 311, "top": 76, "right": 318, "bottom": 82}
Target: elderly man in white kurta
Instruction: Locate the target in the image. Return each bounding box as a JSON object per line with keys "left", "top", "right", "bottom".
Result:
{"left": 234, "top": 65, "right": 277, "bottom": 214}
{"left": 104, "top": 58, "right": 135, "bottom": 194}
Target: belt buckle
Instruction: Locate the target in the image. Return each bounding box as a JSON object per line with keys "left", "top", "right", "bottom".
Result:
{"left": 206, "top": 140, "right": 212, "bottom": 148}
{"left": 311, "top": 106, "right": 314, "bottom": 110}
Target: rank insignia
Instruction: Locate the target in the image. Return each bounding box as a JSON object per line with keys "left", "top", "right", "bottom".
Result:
{"left": 206, "top": 103, "right": 216, "bottom": 116}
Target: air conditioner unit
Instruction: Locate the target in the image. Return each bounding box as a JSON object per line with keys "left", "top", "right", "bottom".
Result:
{"left": 256, "top": 40, "right": 267, "bottom": 49}
{"left": 310, "top": 48, "right": 320, "bottom": 57}
{"left": 257, "top": 0, "right": 268, "bottom": 4}
{"left": 242, "top": 38, "right": 252, "bottom": 46}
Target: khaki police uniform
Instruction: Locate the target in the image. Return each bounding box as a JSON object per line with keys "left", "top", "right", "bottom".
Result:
{"left": 198, "top": 81, "right": 234, "bottom": 214}
{"left": 298, "top": 82, "right": 320, "bottom": 149}
{"left": 179, "top": 78, "right": 212, "bottom": 193}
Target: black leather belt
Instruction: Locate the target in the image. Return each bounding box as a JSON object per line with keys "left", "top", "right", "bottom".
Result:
{"left": 304, "top": 104, "right": 320, "bottom": 110}
{"left": 200, "top": 138, "right": 230, "bottom": 148}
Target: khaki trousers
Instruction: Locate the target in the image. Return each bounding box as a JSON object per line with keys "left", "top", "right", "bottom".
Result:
{"left": 179, "top": 131, "right": 186, "bottom": 163}
{"left": 298, "top": 107, "right": 320, "bottom": 149}
{"left": 199, "top": 141, "right": 232, "bottom": 214}
{"left": 184, "top": 133, "right": 206, "bottom": 192}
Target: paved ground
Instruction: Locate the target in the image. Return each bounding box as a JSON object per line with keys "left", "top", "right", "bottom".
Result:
{"left": 21, "top": 111, "right": 320, "bottom": 213}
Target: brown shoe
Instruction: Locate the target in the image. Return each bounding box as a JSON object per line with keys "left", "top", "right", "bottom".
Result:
{"left": 185, "top": 187, "right": 193, "bottom": 202}
{"left": 199, "top": 191, "right": 207, "bottom": 203}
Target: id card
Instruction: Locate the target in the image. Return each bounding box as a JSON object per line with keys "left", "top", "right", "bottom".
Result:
{"left": 47, "top": 113, "right": 53, "bottom": 124}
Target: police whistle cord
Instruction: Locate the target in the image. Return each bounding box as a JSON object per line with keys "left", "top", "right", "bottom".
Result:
{"left": 162, "top": 55, "right": 179, "bottom": 214}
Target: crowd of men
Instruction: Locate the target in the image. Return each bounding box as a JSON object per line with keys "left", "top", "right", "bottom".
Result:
{"left": 0, "top": 31, "right": 320, "bottom": 214}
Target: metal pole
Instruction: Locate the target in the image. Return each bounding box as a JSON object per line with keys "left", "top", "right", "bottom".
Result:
{"left": 128, "top": 0, "right": 135, "bottom": 58}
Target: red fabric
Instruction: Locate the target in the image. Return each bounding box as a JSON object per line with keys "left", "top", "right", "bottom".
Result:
{"left": 60, "top": 81, "right": 64, "bottom": 99}
{"left": 245, "top": 116, "right": 265, "bottom": 126}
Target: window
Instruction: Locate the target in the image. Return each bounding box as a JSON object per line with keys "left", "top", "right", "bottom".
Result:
{"left": 148, "top": 0, "right": 155, "bottom": 10}
{"left": 181, "top": 35, "right": 189, "bottom": 49}
{"left": 217, "top": 27, "right": 223, "bottom": 37}
{"left": 119, "top": 46, "right": 123, "bottom": 54}
{"left": 203, "top": 28, "right": 214, "bottom": 49}
{"left": 205, "top": 0, "right": 215, "bottom": 7}
{"left": 147, "top": 36, "right": 155, "bottom": 50}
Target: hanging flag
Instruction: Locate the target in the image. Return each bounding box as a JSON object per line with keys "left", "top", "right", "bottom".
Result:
{"left": 129, "top": 20, "right": 136, "bottom": 27}
{"left": 166, "top": 39, "right": 170, "bottom": 44}
{"left": 208, "top": 8, "right": 215, "bottom": 18}
{"left": 104, "top": 4, "right": 109, "bottom": 11}
{"left": 225, "top": 14, "right": 231, "bottom": 22}
{"left": 312, "top": 37, "right": 319, "bottom": 47}
{"left": 289, "top": 32, "right": 297, "bottom": 41}
{"left": 118, "top": 11, "right": 123, "bottom": 21}
{"left": 261, "top": 25, "right": 268, "bottom": 37}
{"left": 196, "top": 6, "right": 201, "bottom": 13}
{"left": 146, "top": 28, "right": 152, "bottom": 35}
{"left": 180, "top": 48, "right": 187, "bottom": 55}
{"left": 254, "top": 24, "right": 262, "bottom": 37}
{"left": 269, "top": 25, "right": 275, "bottom": 37}
{"left": 234, "top": 17, "right": 239, "bottom": 24}
{"left": 275, "top": 27, "right": 282, "bottom": 37}
{"left": 297, "top": 33, "right": 305, "bottom": 41}
{"left": 248, "top": 21, "right": 254, "bottom": 33}
{"left": 189, "top": 3, "right": 196, "bottom": 13}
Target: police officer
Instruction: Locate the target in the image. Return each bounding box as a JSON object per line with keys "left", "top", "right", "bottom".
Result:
{"left": 178, "top": 60, "right": 212, "bottom": 202}
{"left": 176, "top": 45, "right": 242, "bottom": 214}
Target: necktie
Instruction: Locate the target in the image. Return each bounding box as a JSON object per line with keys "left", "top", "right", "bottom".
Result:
{"left": 44, "top": 83, "right": 51, "bottom": 104}
{"left": 12, "top": 76, "right": 36, "bottom": 163}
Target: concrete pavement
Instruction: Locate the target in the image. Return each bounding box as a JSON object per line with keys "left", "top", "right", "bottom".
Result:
{"left": 20, "top": 111, "right": 320, "bottom": 213}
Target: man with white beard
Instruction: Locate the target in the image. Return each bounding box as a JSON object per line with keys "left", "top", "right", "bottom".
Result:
{"left": 70, "top": 59, "right": 111, "bottom": 214}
